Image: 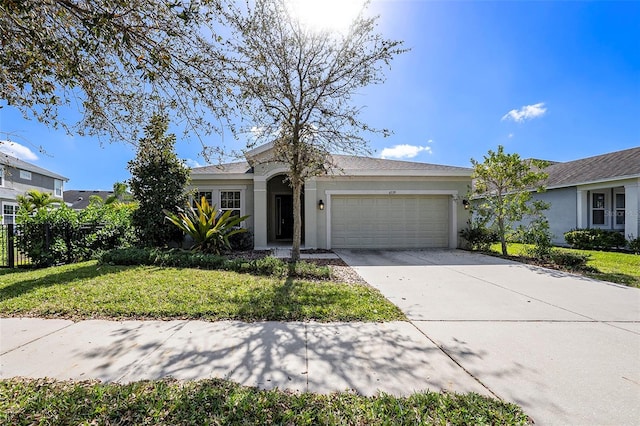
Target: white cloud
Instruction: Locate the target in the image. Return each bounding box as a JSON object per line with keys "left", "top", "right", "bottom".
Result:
{"left": 380, "top": 144, "right": 432, "bottom": 160}
{"left": 0, "top": 140, "right": 39, "bottom": 161}
{"left": 508, "top": 133, "right": 514, "bottom": 139}
{"left": 501, "top": 102, "right": 547, "bottom": 122}
{"left": 185, "top": 158, "right": 203, "bottom": 168}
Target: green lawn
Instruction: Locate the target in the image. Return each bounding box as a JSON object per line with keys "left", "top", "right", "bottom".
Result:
{"left": 0, "top": 378, "right": 531, "bottom": 426}
{"left": 0, "top": 260, "right": 405, "bottom": 322}
{"left": 491, "top": 243, "right": 640, "bottom": 288}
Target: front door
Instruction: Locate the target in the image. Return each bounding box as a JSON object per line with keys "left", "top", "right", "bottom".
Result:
{"left": 275, "top": 194, "right": 294, "bottom": 240}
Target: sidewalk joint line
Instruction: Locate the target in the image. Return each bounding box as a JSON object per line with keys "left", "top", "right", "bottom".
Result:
{"left": 0, "top": 320, "right": 75, "bottom": 356}
{"left": 409, "top": 321, "right": 502, "bottom": 401}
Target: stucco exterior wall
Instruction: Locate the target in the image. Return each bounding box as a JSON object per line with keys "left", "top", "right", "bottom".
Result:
{"left": 531, "top": 187, "right": 578, "bottom": 245}
{"left": 189, "top": 178, "right": 255, "bottom": 232}
{"left": 2, "top": 166, "right": 63, "bottom": 200}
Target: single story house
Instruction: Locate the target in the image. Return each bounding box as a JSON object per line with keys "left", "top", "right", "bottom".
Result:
{"left": 0, "top": 153, "right": 68, "bottom": 224}
{"left": 533, "top": 146, "right": 640, "bottom": 244}
{"left": 190, "top": 143, "right": 472, "bottom": 250}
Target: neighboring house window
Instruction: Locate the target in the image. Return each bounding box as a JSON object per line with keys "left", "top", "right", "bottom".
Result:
{"left": 3, "top": 203, "right": 19, "bottom": 225}
{"left": 0, "top": 167, "right": 4, "bottom": 186}
{"left": 54, "top": 179, "right": 63, "bottom": 197}
{"left": 591, "top": 193, "right": 606, "bottom": 226}
{"left": 615, "top": 193, "right": 625, "bottom": 226}
{"left": 20, "top": 170, "right": 32, "bottom": 180}
{"left": 220, "top": 190, "right": 241, "bottom": 217}
{"left": 192, "top": 191, "right": 213, "bottom": 207}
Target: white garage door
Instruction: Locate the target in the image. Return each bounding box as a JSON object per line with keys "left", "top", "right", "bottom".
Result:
{"left": 330, "top": 195, "right": 449, "bottom": 249}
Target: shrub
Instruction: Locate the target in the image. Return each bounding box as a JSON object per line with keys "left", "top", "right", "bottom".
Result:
{"left": 628, "top": 235, "right": 640, "bottom": 254}
{"left": 564, "top": 229, "right": 626, "bottom": 250}
{"left": 163, "top": 197, "right": 250, "bottom": 254}
{"left": 549, "top": 250, "right": 590, "bottom": 270}
{"left": 16, "top": 202, "right": 136, "bottom": 267}
{"left": 460, "top": 221, "right": 499, "bottom": 251}
{"left": 518, "top": 215, "right": 553, "bottom": 259}
{"left": 228, "top": 231, "right": 254, "bottom": 251}
{"left": 100, "top": 248, "right": 330, "bottom": 279}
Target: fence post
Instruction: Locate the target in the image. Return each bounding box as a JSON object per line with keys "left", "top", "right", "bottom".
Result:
{"left": 7, "top": 223, "right": 14, "bottom": 268}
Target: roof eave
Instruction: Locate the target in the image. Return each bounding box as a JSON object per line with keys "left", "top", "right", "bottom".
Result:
{"left": 546, "top": 173, "right": 640, "bottom": 190}
{"left": 338, "top": 169, "right": 472, "bottom": 177}
{"left": 190, "top": 173, "right": 255, "bottom": 180}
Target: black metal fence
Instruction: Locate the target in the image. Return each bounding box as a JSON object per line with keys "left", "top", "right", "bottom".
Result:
{"left": 0, "top": 224, "right": 31, "bottom": 268}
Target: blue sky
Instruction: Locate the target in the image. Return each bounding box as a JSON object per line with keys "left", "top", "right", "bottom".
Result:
{"left": 1, "top": 0, "right": 639, "bottom": 190}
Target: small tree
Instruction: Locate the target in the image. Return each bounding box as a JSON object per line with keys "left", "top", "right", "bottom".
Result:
{"left": 222, "top": 0, "right": 406, "bottom": 260}
{"left": 470, "top": 145, "right": 549, "bottom": 256}
{"left": 128, "top": 114, "right": 189, "bottom": 247}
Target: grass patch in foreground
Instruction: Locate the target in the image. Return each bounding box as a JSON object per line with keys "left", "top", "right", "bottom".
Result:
{"left": 0, "top": 261, "right": 404, "bottom": 322}
{"left": 490, "top": 243, "right": 640, "bottom": 288}
{"left": 0, "top": 378, "right": 531, "bottom": 426}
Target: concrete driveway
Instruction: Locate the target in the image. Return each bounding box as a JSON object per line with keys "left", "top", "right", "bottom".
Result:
{"left": 337, "top": 249, "right": 640, "bottom": 426}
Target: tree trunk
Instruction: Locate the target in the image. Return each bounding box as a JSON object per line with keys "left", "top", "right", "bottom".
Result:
{"left": 498, "top": 217, "right": 508, "bottom": 256}
{"left": 291, "top": 179, "right": 303, "bottom": 262}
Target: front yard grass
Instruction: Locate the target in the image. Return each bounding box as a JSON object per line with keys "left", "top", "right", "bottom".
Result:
{"left": 0, "top": 378, "right": 531, "bottom": 426}
{"left": 491, "top": 243, "right": 640, "bottom": 288}
{"left": 0, "top": 260, "right": 405, "bottom": 322}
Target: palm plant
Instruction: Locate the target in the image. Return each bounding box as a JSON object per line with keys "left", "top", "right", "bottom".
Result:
{"left": 164, "top": 196, "right": 250, "bottom": 254}
{"left": 16, "top": 189, "right": 57, "bottom": 213}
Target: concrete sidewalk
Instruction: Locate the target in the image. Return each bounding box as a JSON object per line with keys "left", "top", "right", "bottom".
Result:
{"left": 0, "top": 318, "right": 488, "bottom": 397}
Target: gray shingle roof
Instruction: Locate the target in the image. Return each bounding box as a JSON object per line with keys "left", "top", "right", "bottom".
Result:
{"left": 63, "top": 190, "right": 114, "bottom": 210}
{"left": 1, "top": 153, "right": 68, "bottom": 181}
{"left": 544, "top": 146, "right": 640, "bottom": 188}
{"left": 331, "top": 155, "right": 471, "bottom": 172}
{"left": 190, "top": 155, "right": 471, "bottom": 175}
{"left": 191, "top": 161, "right": 253, "bottom": 175}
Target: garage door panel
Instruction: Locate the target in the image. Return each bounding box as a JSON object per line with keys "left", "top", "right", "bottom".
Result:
{"left": 331, "top": 195, "right": 449, "bottom": 249}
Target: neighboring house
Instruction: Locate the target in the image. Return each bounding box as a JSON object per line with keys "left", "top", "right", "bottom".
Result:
{"left": 532, "top": 146, "right": 640, "bottom": 244}
{"left": 0, "top": 154, "right": 68, "bottom": 224}
{"left": 64, "top": 190, "right": 115, "bottom": 210}
{"left": 190, "top": 143, "right": 472, "bottom": 250}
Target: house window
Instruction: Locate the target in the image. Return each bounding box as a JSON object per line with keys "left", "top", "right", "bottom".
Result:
{"left": 20, "top": 170, "right": 32, "bottom": 180}
{"left": 54, "top": 179, "right": 63, "bottom": 197}
{"left": 220, "top": 190, "right": 241, "bottom": 217}
{"left": 615, "top": 193, "right": 625, "bottom": 226}
{"left": 3, "top": 203, "right": 19, "bottom": 225}
{"left": 0, "top": 167, "right": 4, "bottom": 186}
{"left": 192, "top": 191, "right": 213, "bottom": 207}
{"left": 591, "top": 193, "right": 605, "bottom": 225}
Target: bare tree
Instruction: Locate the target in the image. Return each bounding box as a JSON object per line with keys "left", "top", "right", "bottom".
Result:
{"left": 1, "top": 0, "right": 227, "bottom": 148}
{"left": 222, "top": 0, "right": 406, "bottom": 260}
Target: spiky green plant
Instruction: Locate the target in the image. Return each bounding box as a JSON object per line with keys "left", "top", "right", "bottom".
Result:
{"left": 164, "top": 197, "right": 250, "bottom": 254}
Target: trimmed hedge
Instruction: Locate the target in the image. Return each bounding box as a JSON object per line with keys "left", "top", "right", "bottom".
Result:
{"left": 564, "top": 229, "right": 626, "bottom": 250}
{"left": 100, "top": 248, "right": 331, "bottom": 280}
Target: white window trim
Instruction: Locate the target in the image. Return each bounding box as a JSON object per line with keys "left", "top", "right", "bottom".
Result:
{"left": 54, "top": 179, "right": 63, "bottom": 197}
{"left": 20, "top": 170, "right": 32, "bottom": 180}
{"left": 192, "top": 190, "right": 215, "bottom": 207}
{"left": 590, "top": 191, "right": 608, "bottom": 228}
{"left": 2, "top": 202, "right": 19, "bottom": 225}
{"left": 217, "top": 189, "right": 245, "bottom": 217}
{"left": 613, "top": 189, "right": 626, "bottom": 230}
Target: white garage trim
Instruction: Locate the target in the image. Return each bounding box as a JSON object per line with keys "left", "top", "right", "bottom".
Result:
{"left": 325, "top": 190, "right": 458, "bottom": 249}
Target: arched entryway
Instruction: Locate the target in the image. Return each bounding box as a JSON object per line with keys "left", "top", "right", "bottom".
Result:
{"left": 267, "top": 174, "right": 304, "bottom": 244}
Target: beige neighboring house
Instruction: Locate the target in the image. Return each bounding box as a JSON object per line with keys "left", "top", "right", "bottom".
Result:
{"left": 0, "top": 154, "right": 68, "bottom": 224}
{"left": 190, "top": 143, "right": 472, "bottom": 250}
